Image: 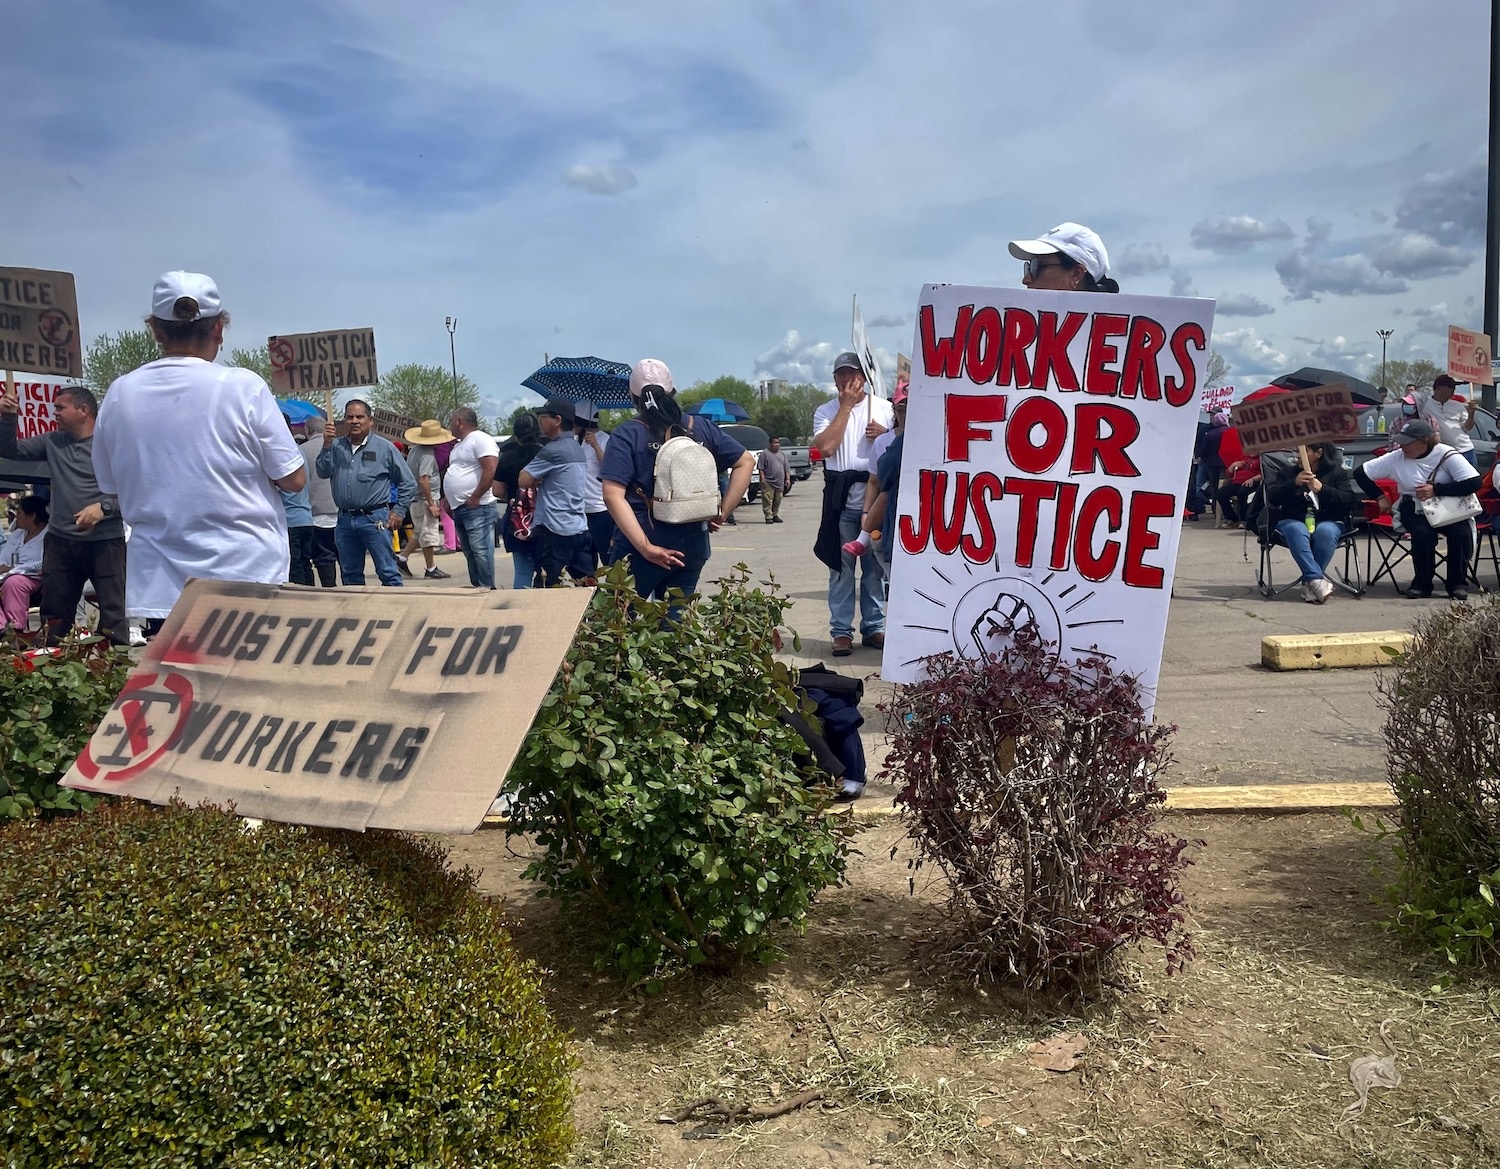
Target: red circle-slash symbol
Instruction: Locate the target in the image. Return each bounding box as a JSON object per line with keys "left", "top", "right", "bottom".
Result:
{"left": 73, "top": 671, "right": 195, "bottom": 783}
{"left": 37, "top": 309, "right": 74, "bottom": 347}
{"left": 269, "top": 337, "right": 296, "bottom": 371}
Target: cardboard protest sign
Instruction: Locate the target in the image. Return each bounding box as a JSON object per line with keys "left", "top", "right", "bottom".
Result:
{"left": 1230, "top": 385, "right": 1358, "bottom": 456}
{"left": 330, "top": 407, "right": 420, "bottom": 443}
{"left": 268, "top": 328, "right": 379, "bottom": 395}
{"left": 1446, "top": 324, "right": 1493, "bottom": 385}
{"left": 896, "top": 352, "right": 912, "bottom": 385}
{"left": 63, "top": 581, "right": 594, "bottom": 834}
{"left": 883, "top": 284, "right": 1215, "bottom": 717}
{"left": 7, "top": 381, "right": 61, "bottom": 438}
{"left": 0, "top": 267, "right": 82, "bottom": 379}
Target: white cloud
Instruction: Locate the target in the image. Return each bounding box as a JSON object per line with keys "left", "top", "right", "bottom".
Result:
{"left": 1190, "top": 215, "right": 1294, "bottom": 253}
{"left": 1213, "top": 327, "right": 1287, "bottom": 375}
{"left": 1215, "top": 292, "right": 1274, "bottom": 317}
{"left": 1170, "top": 270, "right": 1197, "bottom": 297}
{"left": 1370, "top": 232, "right": 1473, "bottom": 279}
{"left": 562, "top": 163, "right": 638, "bottom": 196}
{"left": 1113, "top": 242, "right": 1170, "bottom": 276}
{"left": 1276, "top": 219, "right": 1408, "bottom": 300}
{"left": 752, "top": 330, "right": 839, "bottom": 386}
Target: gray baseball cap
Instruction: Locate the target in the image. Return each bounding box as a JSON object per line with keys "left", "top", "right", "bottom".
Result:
{"left": 832, "top": 351, "right": 863, "bottom": 374}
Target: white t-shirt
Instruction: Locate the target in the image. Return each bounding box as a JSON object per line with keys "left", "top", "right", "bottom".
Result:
{"left": 443, "top": 429, "right": 500, "bottom": 507}
{"left": 93, "top": 357, "right": 304, "bottom": 618}
{"left": 813, "top": 394, "right": 896, "bottom": 511}
{"left": 1361, "top": 442, "right": 1475, "bottom": 498}
{"left": 581, "top": 430, "right": 609, "bottom": 514}
{"left": 1417, "top": 394, "right": 1474, "bottom": 452}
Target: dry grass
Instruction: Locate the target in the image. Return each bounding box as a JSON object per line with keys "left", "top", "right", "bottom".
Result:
{"left": 441, "top": 813, "right": 1500, "bottom": 1169}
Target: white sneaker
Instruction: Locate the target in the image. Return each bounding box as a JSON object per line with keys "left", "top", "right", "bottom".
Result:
{"left": 1311, "top": 578, "right": 1334, "bottom": 604}
{"left": 1300, "top": 582, "right": 1316, "bottom": 603}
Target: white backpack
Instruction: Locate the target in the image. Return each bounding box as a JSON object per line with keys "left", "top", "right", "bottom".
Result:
{"left": 652, "top": 428, "right": 721, "bottom": 524}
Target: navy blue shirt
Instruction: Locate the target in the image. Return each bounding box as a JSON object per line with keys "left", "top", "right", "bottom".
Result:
{"left": 600, "top": 416, "right": 745, "bottom": 552}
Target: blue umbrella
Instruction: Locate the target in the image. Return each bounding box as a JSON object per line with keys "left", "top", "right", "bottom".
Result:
{"left": 687, "top": 397, "right": 750, "bottom": 423}
{"left": 522, "top": 356, "right": 633, "bottom": 410}
{"left": 276, "top": 398, "right": 327, "bottom": 424}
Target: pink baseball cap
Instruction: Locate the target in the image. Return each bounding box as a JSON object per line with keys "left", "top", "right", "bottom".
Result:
{"left": 629, "top": 358, "right": 675, "bottom": 399}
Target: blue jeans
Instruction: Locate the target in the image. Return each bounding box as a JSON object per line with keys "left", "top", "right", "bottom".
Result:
{"left": 510, "top": 543, "right": 536, "bottom": 589}
{"left": 454, "top": 501, "right": 497, "bottom": 589}
{"left": 829, "top": 506, "right": 884, "bottom": 639}
{"left": 335, "top": 511, "right": 403, "bottom": 586}
{"left": 1276, "top": 518, "right": 1340, "bottom": 582}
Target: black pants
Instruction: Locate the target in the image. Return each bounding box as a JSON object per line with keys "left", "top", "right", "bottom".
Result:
{"left": 288, "top": 526, "right": 315, "bottom": 585}
{"left": 586, "top": 510, "right": 615, "bottom": 566}
{"left": 40, "top": 533, "right": 128, "bottom": 646}
{"left": 310, "top": 526, "right": 338, "bottom": 587}
{"left": 1401, "top": 499, "right": 1473, "bottom": 594}
{"left": 533, "top": 525, "right": 595, "bottom": 587}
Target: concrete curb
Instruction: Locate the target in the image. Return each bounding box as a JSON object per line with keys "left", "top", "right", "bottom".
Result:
{"left": 1261, "top": 630, "right": 1411, "bottom": 670}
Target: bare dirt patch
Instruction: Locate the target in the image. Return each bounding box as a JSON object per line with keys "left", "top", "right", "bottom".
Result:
{"left": 442, "top": 812, "right": 1499, "bottom": 1168}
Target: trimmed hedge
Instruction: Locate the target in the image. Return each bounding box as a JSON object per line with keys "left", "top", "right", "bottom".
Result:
{"left": 1, "top": 801, "right": 573, "bottom": 1167}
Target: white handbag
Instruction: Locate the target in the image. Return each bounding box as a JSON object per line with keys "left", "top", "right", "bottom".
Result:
{"left": 1416, "top": 451, "right": 1482, "bottom": 528}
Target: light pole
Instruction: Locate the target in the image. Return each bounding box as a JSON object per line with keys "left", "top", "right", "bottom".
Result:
{"left": 444, "top": 316, "right": 459, "bottom": 419}
{"left": 1377, "top": 328, "right": 1394, "bottom": 391}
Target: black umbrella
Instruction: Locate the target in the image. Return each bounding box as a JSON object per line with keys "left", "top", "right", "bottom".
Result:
{"left": 1270, "top": 366, "right": 1381, "bottom": 405}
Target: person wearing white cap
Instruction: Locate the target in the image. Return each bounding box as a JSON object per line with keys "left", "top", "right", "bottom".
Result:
{"left": 92, "top": 272, "right": 307, "bottom": 629}
{"left": 599, "top": 358, "right": 754, "bottom": 600}
{"left": 1008, "top": 222, "right": 1119, "bottom": 294}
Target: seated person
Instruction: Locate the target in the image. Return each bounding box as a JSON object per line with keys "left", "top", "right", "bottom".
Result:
{"left": 0, "top": 496, "right": 49, "bottom": 634}
{"left": 1354, "top": 420, "right": 1482, "bottom": 600}
{"left": 1215, "top": 457, "right": 1261, "bottom": 527}
{"left": 1262, "top": 443, "right": 1356, "bottom": 604}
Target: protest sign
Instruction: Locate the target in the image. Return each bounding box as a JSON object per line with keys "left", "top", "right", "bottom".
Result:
{"left": 851, "top": 295, "right": 887, "bottom": 399}
{"left": 1230, "top": 385, "right": 1358, "bottom": 456}
{"left": 1446, "top": 324, "right": 1493, "bottom": 385}
{"left": 267, "top": 328, "right": 379, "bottom": 396}
{"left": 330, "top": 407, "right": 419, "bottom": 443}
{"left": 7, "top": 381, "right": 61, "bottom": 438}
{"left": 1201, "top": 383, "right": 1234, "bottom": 414}
{"left": 883, "top": 284, "right": 1214, "bottom": 717}
{"left": 0, "top": 267, "right": 82, "bottom": 379}
{"left": 896, "top": 352, "right": 912, "bottom": 385}
{"left": 63, "top": 581, "right": 594, "bottom": 833}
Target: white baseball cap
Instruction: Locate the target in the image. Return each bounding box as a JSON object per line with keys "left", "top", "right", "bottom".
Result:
{"left": 629, "top": 357, "right": 675, "bottom": 398}
{"left": 151, "top": 271, "right": 223, "bottom": 322}
{"left": 1008, "top": 223, "right": 1110, "bottom": 282}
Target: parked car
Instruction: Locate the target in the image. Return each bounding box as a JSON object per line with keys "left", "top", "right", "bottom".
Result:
{"left": 779, "top": 443, "right": 814, "bottom": 482}
{"left": 721, "top": 424, "right": 770, "bottom": 502}
{"left": 1339, "top": 405, "right": 1497, "bottom": 476}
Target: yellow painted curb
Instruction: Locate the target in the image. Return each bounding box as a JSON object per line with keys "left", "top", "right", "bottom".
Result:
{"left": 1166, "top": 781, "right": 1395, "bottom": 812}
{"left": 1261, "top": 630, "right": 1411, "bottom": 671}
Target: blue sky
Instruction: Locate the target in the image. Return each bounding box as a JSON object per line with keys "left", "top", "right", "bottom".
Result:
{"left": 2, "top": 0, "right": 1493, "bottom": 420}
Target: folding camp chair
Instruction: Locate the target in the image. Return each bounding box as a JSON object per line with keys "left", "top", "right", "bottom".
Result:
{"left": 1249, "top": 451, "right": 1364, "bottom": 598}
{"left": 1360, "top": 478, "right": 1412, "bottom": 593}
{"left": 1472, "top": 479, "right": 1500, "bottom": 591}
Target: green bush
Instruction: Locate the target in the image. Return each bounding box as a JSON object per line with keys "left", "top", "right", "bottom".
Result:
{"left": 1373, "top": 595, "right": 1500, "bottom": 969}
{"left": 506, "top": 564, "right": 855, "bottom": 983}
{"left": 0, "top": 801, "right": 574, "bottom": 1167}
{"left": 0, "top": 638, "right": 129, "bottom": 819}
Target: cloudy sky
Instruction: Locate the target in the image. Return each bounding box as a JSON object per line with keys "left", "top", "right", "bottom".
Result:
{"left": 3, "top": 0, "right": 1493, "bottom": 418}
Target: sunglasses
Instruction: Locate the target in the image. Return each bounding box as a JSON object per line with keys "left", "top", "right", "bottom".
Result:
{"left": 1023, "top": 257, "right": 1067, "bottom": 281}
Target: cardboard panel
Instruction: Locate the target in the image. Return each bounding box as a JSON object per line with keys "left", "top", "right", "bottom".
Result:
{"left": 1231, "top": 385, "right": 1358, "bottom": 456}
{"left": 0, "top": 267, "right": 82, "bottom": 379}
{"left": 64, "top": 581, "right": 594, "bottom": 833}
{"left": 268, "top": 328, "right": 379, "bottom": 395}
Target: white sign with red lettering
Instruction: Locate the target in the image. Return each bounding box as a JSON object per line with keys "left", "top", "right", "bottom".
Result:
{"left": 12, "top": 381, "right": 60, "bottom": 438}
{"left": 1201, "top": 383, "right": 1234, "bottom": 414}
{"left": 882, "top": 284, "right": 1215, "bottom": 716}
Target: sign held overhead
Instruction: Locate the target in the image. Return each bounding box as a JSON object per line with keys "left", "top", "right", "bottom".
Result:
{"left": 1446, "top": 324, "right": 1493, "bottom": 386}
{"left": 1230, "top": 385, "right": 1359, "bottom": 456}
{"left": 63, "top": 580, "right": 594, "bottom": 834}
{"left": 268, "top": 328, "right": 379, "bottom": 395}
{"left": 0, "top": 267, "right": 83, "bottom": 379}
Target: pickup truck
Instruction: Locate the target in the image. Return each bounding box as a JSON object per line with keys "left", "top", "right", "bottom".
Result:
{"left": 722, "top": 426, "right": 817, "bottom": 501}
{"left": 779, "top": 444, "right": 814, "bottom": 481}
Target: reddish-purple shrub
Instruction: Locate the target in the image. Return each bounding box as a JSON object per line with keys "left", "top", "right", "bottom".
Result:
{"left": 881, "top": 636, "right": 1194, "bottom": 989}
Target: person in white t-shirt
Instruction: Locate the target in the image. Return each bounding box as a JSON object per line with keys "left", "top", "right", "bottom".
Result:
{"left": 574, "top": 401, "right": 614, "bottom": 568}
{"left": 813, "top": 351, "right": 895, "bottom": 656}
{"left": 1418, "top": 374, "right": 1478, "bottom": 465}
{"left": 1354, "top": 419, "right": 1483, "bottom": 600}
{"left": 442, "top": 407, "right": 500, "bottom": 589}
{"left": 92, "top": 272, "right": 306, "bottom": 631}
